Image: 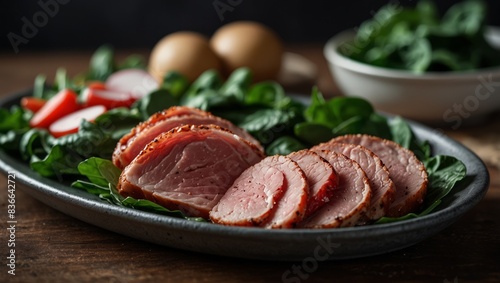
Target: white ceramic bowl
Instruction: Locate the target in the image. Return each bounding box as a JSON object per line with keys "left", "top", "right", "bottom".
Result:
{"left": 324, "top": 26, "right": 500, "bottom": 127}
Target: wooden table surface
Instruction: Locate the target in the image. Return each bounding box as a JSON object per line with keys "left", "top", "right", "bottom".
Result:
{"left": 1, "top": 46, "right": 499, "bottom": 283}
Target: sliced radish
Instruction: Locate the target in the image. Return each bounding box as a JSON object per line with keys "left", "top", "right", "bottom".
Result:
{"left": 84, "top": 88, "right": 136, "bottom": 109}
{"left": 106, "top": 69, "right": 159, "bottom": 99}
{"left": 49, "top": 105, "right": 106, "bottom": 138}
{"left": 21, "top": 97, "right": 47, "bottom": 113}
{"left": 86, "top": 81, "right": 106, "bottom": 90}
{"left": 30, "top": 89, "right": 80, "bottom": 129}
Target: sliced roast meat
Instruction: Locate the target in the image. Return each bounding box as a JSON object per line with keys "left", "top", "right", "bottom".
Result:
{"left": 300, "top": 150, "right": 371, "bottom": 228}
{"left": 209, "top": 156, "right": 288, "bottom": 226}
{"left": 311, "top": 143, "right": 395, "bottom": 221}
{"left": 113, "top": 106, "right": 263, "bottom": 169}
{"left": 287, "top": 150, "right": 338, "bottom": 217}
{"left": 260, "top": 155, "right": 309, "bottom": 228}
{"left": 117, "top": 125, "right": 265, "bottom": 219}
{"left": 328, "top": 134, "right": 428, "bottom": 217}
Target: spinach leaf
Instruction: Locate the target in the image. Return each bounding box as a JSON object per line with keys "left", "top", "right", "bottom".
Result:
{"left": 32, "top": 74, "right": 57, "bottom": 99}
{"left": 423, "top": 155, "right": 467, "bottom": 204}
{"left": 49, "top": 120, "right": 118, "bottom": 160}
{"left": 219, "top": 67, "right": 252, "bottom": 102}
{"left": 360, "top": 113, "right": 392, "bottom": 140}
{"left": 118, "top": 54, "right": 146, "bottom": 70}
{"left": 71, "top": 180, "right": 111, "bottom": 199}
{"left": 245, "top": 82, "right": 287, "bottom": 109}
{"left": 304, "top": 88, "right": 338, "bottom": 128}
{"left": 94, "top": 107, "right": 143, "bottom": 140}
{"left": 266, "top": 136, "right": 307, "bottom": 156}
{"left": 441, "top": 0, "right": 486, "bottom": 37}
{"left": 182, "top": 89, "right": 237, "bottom": 110}
{"left": 389, "top": 116, "right": 431, "bottom": 160}
{"left": 77, "top": 157, "right": 121, "bottom": 187}
{"left": 182, "top": 69, "right": 222, "bottom": 99}
{"left": 0, "top": 106, "right": 30, "bottom": 133}
{"left": 294, "top": 122, "right": 334, "bottom": 145}
{"left": 239, "top": 109, "right": 299, "bottom": 145}
{"left": 0, "top": 129, "right": 29, "bottom": 151}
{"left": 133, "top": 89, "right": 178, "bottom": 120}
{"left": 19, "top": 128, "right": 52, "bottom": 161}
{"left": 161, "top": 71, "right": 189, "bottom": 97}
{"left": 30, "top": 145, "right": 81, "bottom": 178}
{"left": 87, "top": 45, "right": 115, "bottom": 81}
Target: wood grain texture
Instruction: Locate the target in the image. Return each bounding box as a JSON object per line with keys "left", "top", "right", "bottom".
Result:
{"left": 0, "top": 47, "right": 499, "bottom": 283}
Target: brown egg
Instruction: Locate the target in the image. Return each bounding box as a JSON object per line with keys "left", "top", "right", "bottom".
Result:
{"left": 148, "top": 32, "right": 222, "bottom": 82}
{"left": 210, "top": 21, "right": 284, "bottom": 82}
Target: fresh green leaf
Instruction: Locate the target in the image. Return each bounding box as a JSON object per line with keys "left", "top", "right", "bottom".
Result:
{"left": 19, "top": 128, "right": 52, "bottom": 161}
{"left": 49, "top": 120, "right": 118, "bottom": 160}
{"left": 54, "top": 68, "right": 70, "bottom": 91}
{"left": 423, "top": 155, "right": 467, "bottom": 204}
{"left": 87, "top": 45, "right": 115, "bottom": 81}
{"left": 441, "top": 0, "right": 486, "bottom": 36}
{"left": 71, "top": 180, "right": 111, "bottom": 197}
{"left": 77, "top": 157, "right": 121, "bottom": 187}
{"left": 245, "top": 82, "right": 287, "bottom": 109}
{"left": 219, "top": 67, "right": 252, "bottom": 102}
{"left": 133, "top": 89, "right": 178, "bottom": 120}
{"left": 118, "top": 54, "right": 146, "bottom": 70}
{"left": 161, "top": 71, "right": 189, "bottom": 97}
{"left": 0, "top": 106, "right": 30, "bottom": 133}
{"left": 182, "top": 89, "right": 237, "bottom": 111}
{"left": 0, "top": 129, "right": 29, "bottom": 151}
{"left": 239, "top": 109, "right": 298, "bottom": 144}
{"left": 294, "top": 122, "right": 335, "bottom": 145}
{"left": 266, "top": 136, "right": 307, "bottom": 155}
{"left": 30, "top": 145, "right": 81, "bottom": 178}
{"left": 183, "top": 69, "right": 222, "bottom": 99}
{"left": 304, "top": 88, "right": 337, "bottom": 128}
{"left": 389, "top": 116, "right": 431, "bottom": 160}
{"left": 94, "top": 107, "right": 143, "bottom": 140}
{"left": 360, "top": 113, "right": 392, "bottom": 140}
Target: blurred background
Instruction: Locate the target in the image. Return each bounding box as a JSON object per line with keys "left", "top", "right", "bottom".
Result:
{"left": 2, "top": 0, "right": 500, "bottom": 52}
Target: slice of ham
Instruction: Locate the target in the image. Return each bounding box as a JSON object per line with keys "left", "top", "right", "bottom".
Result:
{"left": 329, "top": 134, "right": 428, "bottom": 217}
{"left": 311, "top": 143, "right": 395, "bottom": 221}
{"left": 113, "top": 106, "right": 263, "bottom": 169}
{"left": 209, "top": 156, "right": 288, "bottom": 226}
{"left": 117, "top": 125, "right": 265, "bottom": 218}
{"left": 287, "top": 150, "right": 338, "bottom": 217}
{"left": 260, "top": 155, "right": 309, "bottom": 229}
{"left": 300, "top": 150, "right": 371, "bottom": 228}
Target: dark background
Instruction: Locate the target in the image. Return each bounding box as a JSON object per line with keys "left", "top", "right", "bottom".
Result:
{"left": 1, "top": 0, "right": 500, "bottom": 53}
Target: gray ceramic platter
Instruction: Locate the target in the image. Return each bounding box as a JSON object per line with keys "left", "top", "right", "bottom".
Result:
{"left": 0, "top": 90, "right": 490, "bottom": 261}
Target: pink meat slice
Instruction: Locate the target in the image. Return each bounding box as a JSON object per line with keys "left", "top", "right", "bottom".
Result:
{"left": 113, "top": 107, "right": 263, "bottom": 169}
{"left": 329, "top": 134, "right": 428, "bottom": 217}
{"left": 209, "top": 156, "right": 288, "bottom": 226}
{"left": 260, "top": 155, "right": 309, "bottom": 229}
{"left": 287, "top": 150, "right": 338, "bottom": 217}
{"left": 300, "top": 150, "right": 371, "bottom": 228}
{"left": 117, "top": 125, "right": 265, "bottom": 219}
{"left": 311, "top": 143, "right": 395, "bottom": 221}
